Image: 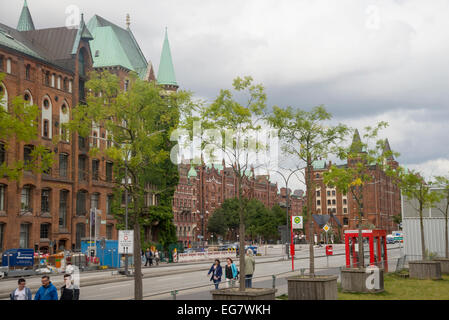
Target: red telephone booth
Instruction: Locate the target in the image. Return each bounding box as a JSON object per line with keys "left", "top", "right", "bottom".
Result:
{"left": 344, "top": 229, "right": 388, "bottom": 272}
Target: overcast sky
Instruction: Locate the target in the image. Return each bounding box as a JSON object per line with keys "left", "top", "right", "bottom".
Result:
{"left": 2, "top": 0, "right": 449, "bottom": 190}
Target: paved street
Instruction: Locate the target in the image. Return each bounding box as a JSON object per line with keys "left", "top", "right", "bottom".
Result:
{"left": 0, "top": 244, "right": 403, "bottom": 300}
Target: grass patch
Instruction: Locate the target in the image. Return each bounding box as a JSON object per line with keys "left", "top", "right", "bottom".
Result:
{"left": 338, "top": 273, "right": 449, "bottom": 300}
{"left": 276, "top": 294, "right": 288, "bottom": 300}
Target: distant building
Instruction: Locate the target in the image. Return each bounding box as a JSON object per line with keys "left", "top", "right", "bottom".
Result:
{"left": 173, "top": 161, "right": 304, "bottom": 247}
{"left": 309, "top": 130, "right": 401, "bottom": 242}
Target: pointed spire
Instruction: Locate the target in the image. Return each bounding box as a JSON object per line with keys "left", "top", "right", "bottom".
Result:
{"left": 350, "top": 129, "right": 363, "bottom": 153}
{"left": 383, "top": 139, "right": 395, "bottom": 161}
{"left": 17, "top": 0, "right": 35, "bottom": 31}
{"left": 157, "top": 28, "right": 178, "bottom": 88}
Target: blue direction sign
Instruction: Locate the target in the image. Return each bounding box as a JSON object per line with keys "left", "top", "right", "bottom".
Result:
{"left": 2, "top": 249, "right": 34, "bottom": 267}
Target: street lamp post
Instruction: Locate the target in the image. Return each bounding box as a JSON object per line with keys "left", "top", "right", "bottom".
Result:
{"left": 272, "top": 168, "right": 303, "bottom": 259}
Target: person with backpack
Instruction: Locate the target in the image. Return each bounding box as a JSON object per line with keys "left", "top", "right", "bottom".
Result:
{"left": 60, "top": 274, "right": 80, "bottom": 300}
{"left": 34, "top": 275, "right": 58, "bottom": 300}
{"left": 224, "top": 258, "right": 238, "bottom": 288}
{"left": 207, "top": 259, "right": 223, "bottom": 289}
{"left": 10, "top": 278, "right": 32, "bottom": 300}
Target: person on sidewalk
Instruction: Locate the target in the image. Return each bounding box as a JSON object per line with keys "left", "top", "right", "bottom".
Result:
{"left": 149, "top": 249, "right": 154, "bottom": 266}
{"left": 207, "top": 259, "right": 222, "bottom": 290}
{"left": 154, "top": 250, "right": 160, "bottom": 266}
{"left": 244, "top": 249, "right": 256, "bottom": 288}
{"left": 34, "top": 275, "right": 58, "bottom": 300}
{"left": 60, "top": 274, "right": 80, "bottom": 300}
{"left": 144, "top": 248, "right": 152, "bottom": 267}
{"left": 10, "top": 278, "right": 32, "bottom": 300}
{"left": 224, "top": 258, "right": 238, "bottom": 288}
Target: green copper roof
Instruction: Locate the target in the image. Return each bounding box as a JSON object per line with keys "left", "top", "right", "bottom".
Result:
{"left": 17, "top": 0, "right": 35, "bottom": 32}
{"left": 87, "top": 15, "right": 148, "bottom": 78}
{"left": 157, "top": 28, "right": 177, "bottom": 86}
{"left": 188, "top": 166, "right": 198, "bottom": 178}
{"left": 0, "top": 28, "right": 44, "bottom": 61}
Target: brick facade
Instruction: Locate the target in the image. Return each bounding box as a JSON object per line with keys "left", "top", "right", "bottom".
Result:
{"left": 173, "top": 163, "right": 305, "bottom": 247}
{"left": 307, "top": 156, "right": 401, "bottom": 243}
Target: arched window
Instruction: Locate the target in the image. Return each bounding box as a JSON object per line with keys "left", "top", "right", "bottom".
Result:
{"left": 76, "top": 190, "right": 88, "bottom": 216}
{"left": 63, "top": 78, "right": 68, "bottom": 91}
{"left": 6, "top": 58, "right": 11, "bottom": 74}
{"left": 0, "top": 84, "right": 7, "bottom": 111}
{"left": 59, "top": 190, "right": 69, "bottom": 229}
{"left": 78, "top": 50, "right": 85, "bottom": 77}
{"left": 20, "top": 185, "right": 34, "bottom": 213}
{"left": 24, "top": 90, "right": 33, "bottom": 105}
{"left": 25, "top": 64, "right": 31, "bottom": 80}
{"left": 40, "top": 223, "right": 50, "bottom": 239}
{"left": 60, "top": 102, "right": 69, "bottom": 141}
{"left": 42, "top": 96, "right": 52, "bottom": 138}
{"left": 0, "top": 184, "right": 6, "bottom": 211}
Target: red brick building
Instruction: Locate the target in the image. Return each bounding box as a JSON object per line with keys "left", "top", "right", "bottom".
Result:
{"left": 0, "top": 1, "right": 176, "bottom": 253}
{"left": 308, "top": 132, "right": 401, "bottom": 243}
{"left": 173, "top": 162, "right": 305, "bottom": 247}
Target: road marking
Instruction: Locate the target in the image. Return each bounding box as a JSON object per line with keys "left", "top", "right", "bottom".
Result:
{"left": 99, "top": 283, "right": 131, "bottom": 290}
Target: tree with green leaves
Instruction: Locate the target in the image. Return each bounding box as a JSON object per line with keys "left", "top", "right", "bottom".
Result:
{"left": 398, "top": 170, "right": 444, "bottom": 260}
{"left": 0, "top": 73, "right": 53, "bottom": 179}
{"left": 267, "top": 105, "right": 348, "bottom": 276}
{"left": 66, "top": 70, "right": 191, "bottom": 300}
{"left": 183, "top": 76, "right": 268, "bottom": 291}
{"left": 434, "top": 175, "right": 449, "bottom": 259}
{"left": 324, "top": 123, "right": 399, "bottom": 268}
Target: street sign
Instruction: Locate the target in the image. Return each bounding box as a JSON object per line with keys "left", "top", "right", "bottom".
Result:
{"left": 323, "top": 224, "right": 330, "bottom": 232}
{"left": 118, "top": 230, "right": 134, "bottom": 254}
{"left": 292, "top": 216, "right": 303, "bottom": 229}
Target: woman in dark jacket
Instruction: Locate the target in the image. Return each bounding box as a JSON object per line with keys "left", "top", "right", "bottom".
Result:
{"left": 207, "top": 259, "right": 222, "bottom": 289}
{"left": 60, "top": 274, "right": 80, "bottom": 300}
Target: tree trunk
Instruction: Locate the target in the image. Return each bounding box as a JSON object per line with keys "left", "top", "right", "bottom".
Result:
{"left": 357, "top": 209, "right": 364, "bottom": 269}
{"left": 419, "top": 200, "right": 426, "bottom": 260}
{"left": 306, "top": 160, "right": 315, "bottom": 276}
{"left": 238, "top": 177, "right": 246, "bottom": 292}
{"left": 134, "top": 218, "right": 143, "bottom": 300}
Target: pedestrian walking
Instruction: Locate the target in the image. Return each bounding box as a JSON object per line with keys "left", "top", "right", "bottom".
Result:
{"left": 224, "top": 258, "right": 238, "bottom": 288}
{"left": 244, "top": 249, "right": 255, "bottom": 288}
{"left": 207, "top": 259, "right": 222, "bottom": 290}
{"left": 144, "top": 248, "right": 152, "bottom": 267}
{"left": 154, "top": 250, "right": 160, "bottom": 266}
{"left": 60, "top": 274, "right": 80, "bottom": 300}
{"left": 10, "top": 278, "right": 32, "bottom": 300}
{"left": 34, "top": 275, "right": 58, "bottom": 300}
{"left": 149, "top": 249, "right": 154, "bottom": 266}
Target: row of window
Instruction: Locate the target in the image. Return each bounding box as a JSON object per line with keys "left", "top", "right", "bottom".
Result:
{"left": 0, "top": 142, "right": 113, "bottom": 182}
{"left": 0, "top": 222, "right": 115, "bottom": 251}
{"left": 0, "top": 56, "right": 73, "bottom": 92}
{"left": 42, "top": 70, "right": 73, "bottom": 93}
{"left": 0, "top": 184, "right": 114, "bottom": 219}
{"left": 177, "top": 225, "right": 192, "bottom": 237}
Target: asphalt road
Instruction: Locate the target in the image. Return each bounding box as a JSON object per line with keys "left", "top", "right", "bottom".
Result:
{"left": 0, "top": 243, "right": 403, "bottom": 300}
{"left": 80, "top": 244, "right": 403, "bottom": 300}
